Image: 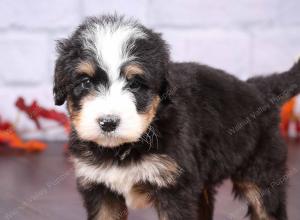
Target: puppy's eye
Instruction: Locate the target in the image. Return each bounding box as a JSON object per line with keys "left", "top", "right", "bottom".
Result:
{"left": 80, "top": 78, "right": 91, "bottom": 89}
{"left": 127, "top": 75, "right": 149, "bottom": 91}
{"left": 73, "top": 77, "right": 92, "bottom": 96}
{"left": 128, "top": 78, "right": 141, "bottom": 90}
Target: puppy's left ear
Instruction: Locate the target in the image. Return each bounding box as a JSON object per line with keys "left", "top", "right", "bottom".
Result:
{"left": 53, "top": 39, "right": 71, "bottom": 106}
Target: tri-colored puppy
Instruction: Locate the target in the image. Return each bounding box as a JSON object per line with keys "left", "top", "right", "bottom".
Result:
{"left": 53, "top": 15, "right": 299, "bottom": 220}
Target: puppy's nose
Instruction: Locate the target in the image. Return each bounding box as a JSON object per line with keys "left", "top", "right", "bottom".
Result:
{"left": 98, "top": 115, "right": 120, "bottom": 132}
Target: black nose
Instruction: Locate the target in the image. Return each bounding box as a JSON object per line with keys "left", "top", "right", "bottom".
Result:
{"left": 98, "top": 115, "right": 120, "bottom": 132}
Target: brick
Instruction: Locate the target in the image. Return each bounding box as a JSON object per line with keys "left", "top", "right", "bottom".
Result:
{"left": 251, "top": 27, "right": 300, "bottom": 75}
{"left": 159, "top": 28, "right": 251, "bottom": 79}
{"left": 148, "top": 0, "right": 280, "bottom": 27}
{"left": 0, "top": 0, "right": 80, "bottom": 29}
{"left": 0, "top": 85, "right": 67, "bottom": 140}
{"left": 82, "top": 0, "right": 149, "bottom": 24}
{"left": 0, "top": 32, "right": 49, "bottom": 84}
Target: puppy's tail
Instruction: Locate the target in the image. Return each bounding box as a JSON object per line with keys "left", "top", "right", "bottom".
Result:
{"left": 247, "top": 59, "right": 300, "bottom": 106}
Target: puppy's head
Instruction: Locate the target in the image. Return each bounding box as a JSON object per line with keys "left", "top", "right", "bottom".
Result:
{"left": 53, "top": 15, "right": 169, "bottom": 147}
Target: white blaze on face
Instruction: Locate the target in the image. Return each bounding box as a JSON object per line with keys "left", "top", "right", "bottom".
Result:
{"left": 84, "top": 22, "right": 146, "bottom": 80}
{"left": 93, "top": 24, "right": 145, "bottom": 80}
{"left": 75, "top": 22, "right": 148, "bottom": 147}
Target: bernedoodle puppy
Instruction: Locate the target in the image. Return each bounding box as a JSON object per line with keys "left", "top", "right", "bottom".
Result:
{"left": 53, "top": 14, "right": 300, "bottom": 220}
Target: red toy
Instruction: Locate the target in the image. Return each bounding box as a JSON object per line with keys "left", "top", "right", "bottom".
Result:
{"left": 15, "top": 97, "right": 70, "bottom": 132}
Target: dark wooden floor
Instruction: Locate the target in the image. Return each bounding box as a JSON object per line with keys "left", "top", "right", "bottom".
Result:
{"left": 0, "top": 141, "right": 299, "bottom": 220}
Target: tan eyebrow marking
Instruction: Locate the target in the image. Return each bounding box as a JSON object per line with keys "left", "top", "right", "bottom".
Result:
{"left": 76, "top": 61, "right": 95, "bottom": 76}
{"left": 123, "top": 64, "right": 144, "bottom": 79}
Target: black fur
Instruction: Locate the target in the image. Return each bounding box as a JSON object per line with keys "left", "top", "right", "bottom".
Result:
{"left": 54, "top": 15, "right": 300, "bottom": 220}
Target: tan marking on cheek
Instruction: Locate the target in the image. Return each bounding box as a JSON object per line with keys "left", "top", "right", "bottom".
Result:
{"left": 69, "top": 93, "right": 96, "bottom": 130}
{"left": 67, "top": 98, "right": 82, "bottom": 131}
{"left": 124, "top": 64, "right": 144, "bottom": 79}
{"left": 235, "top": 182, "right": 269, "bottom": 220}
{"left": 71, "top": 111, "right": 80, "bottom": 130}
{"left": 76, "top": 61, "right": 95, "bottom": 77}
{"left": 67, "top": 97, "right": 74, "bottom": 114}
{"left": 140, "top": 96, "right": 160, "bottom": 132}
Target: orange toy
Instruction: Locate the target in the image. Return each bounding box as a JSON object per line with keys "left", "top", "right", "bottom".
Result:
{"left": 16, "top": 97, "right": 70, "bottom": 133}
{"left": 0, "top": 130, "right": 46, "bottom": 152}
{"left": 0, "top": 117, "right": 46, "bottom": 152}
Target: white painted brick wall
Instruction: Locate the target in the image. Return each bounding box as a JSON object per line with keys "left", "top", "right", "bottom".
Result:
{"left": 160, "top": 29, "right": 251, "bottom": 79}
{"left": 83, "top": 0, "right": 149, "bottom": 24}
{"left": 277, "top": 0, "right": 300, "bottom": 25}
{"left": 148, "top": 0, "right": 280, "bottom": 27}
{"left": 0, "top": 32, "right": 49, "bottom": 84}
{"left": 0, "top": 0, "right": 299, "bottom": 139}
{"left": 251, "top": 27, "right": 300, "bottom": 74}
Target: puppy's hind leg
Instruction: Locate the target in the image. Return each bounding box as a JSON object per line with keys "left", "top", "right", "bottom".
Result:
{"left": 233, "top": 180, "right": 287, "bottom": 220}
{"left": 233, "top": 181, "right": 270, "bottom": 220}
{"left": 232, "top": 131, "right": 288, "bottom": 220}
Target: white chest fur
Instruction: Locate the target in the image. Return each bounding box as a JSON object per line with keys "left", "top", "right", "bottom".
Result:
{"left": 73, "top": 154, "right": 181, "bottom": 209}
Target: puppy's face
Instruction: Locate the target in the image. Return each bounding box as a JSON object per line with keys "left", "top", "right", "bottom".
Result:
{"left": 53, "top": 16, "right": 169, "bottom": 147}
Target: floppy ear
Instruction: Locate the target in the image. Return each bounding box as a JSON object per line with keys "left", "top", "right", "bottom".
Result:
{"left": 53, "top": 39, "right": 71, "bottom": 106}
{"left": 53, "top": 68, "right": 67, "bottom": 106}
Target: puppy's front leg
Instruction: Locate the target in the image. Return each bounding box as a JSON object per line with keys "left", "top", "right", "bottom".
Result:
{"left": 77, "top": 180, "right": 128, "bottom": 220}
{"left": 155, "top": 186, "right": 203, "bottom": 220}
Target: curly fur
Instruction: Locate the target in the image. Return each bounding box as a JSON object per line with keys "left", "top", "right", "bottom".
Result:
{"left": 53, "top": 15, "right": 300, "bottom": 220}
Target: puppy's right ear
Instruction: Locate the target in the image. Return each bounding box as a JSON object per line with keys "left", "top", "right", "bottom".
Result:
{"left": 53, "top": 39, "right": 71, "bottom": 106}
{"left": 53, "top": 68, "right": 67, "bottom": 106}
